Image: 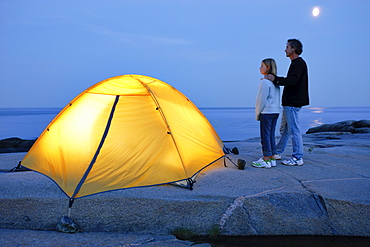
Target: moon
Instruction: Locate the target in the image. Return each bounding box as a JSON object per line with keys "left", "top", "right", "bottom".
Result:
{"left": 312, "top": 7, "right": 320, "bottom": 17}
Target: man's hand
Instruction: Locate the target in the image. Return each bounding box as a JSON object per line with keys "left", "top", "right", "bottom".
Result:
{"left": 264, "top": 74, "right": 275, "bottom": 81}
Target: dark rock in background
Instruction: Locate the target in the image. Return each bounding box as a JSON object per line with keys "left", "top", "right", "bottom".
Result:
{"left": 306, "top": 120, "right": 370, "bottom": 134}
{"left": 0, "top": 137, "right": 36, "bottom": 153}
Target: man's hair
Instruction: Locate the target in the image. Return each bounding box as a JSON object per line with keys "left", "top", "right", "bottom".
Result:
{"left": 288, "top": 39, "right": 303, "bottom": 55}
{"left": 262, "top": 58, "right": 277, "bottom": 76}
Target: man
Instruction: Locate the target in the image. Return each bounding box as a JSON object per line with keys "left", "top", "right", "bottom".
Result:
{"left": 265, "top": 39, "right": 309, "bottom": 166}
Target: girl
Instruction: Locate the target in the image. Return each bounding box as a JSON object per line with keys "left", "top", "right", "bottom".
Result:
{"left": 252, "top": 58, "right": 280, "bottom": 168}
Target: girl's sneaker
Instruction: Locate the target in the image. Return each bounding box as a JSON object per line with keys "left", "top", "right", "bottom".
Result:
{"left": 269, "top": 159, "right": 277, "bottom": 167}
{"left": 252, "top": 158, "right": 272, "bottom": 169}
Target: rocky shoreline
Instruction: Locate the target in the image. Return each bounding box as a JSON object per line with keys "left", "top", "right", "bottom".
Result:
{"left": 0, "top": 137, "right": 35, "bottom": 154}
{"left": 306, "top": 119, "right": 370, "bottom": 134}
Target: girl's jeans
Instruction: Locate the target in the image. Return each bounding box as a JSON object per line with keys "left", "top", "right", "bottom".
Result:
{"left": 276, "top": 106, "right": 304, "bottom": 159}
{"left": 260, "top": 113, "right": 279, "bottom": 157}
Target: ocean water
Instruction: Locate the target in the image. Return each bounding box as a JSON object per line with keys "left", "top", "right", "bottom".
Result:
{"left": 0, "top": 107, "right": 369, "bottom": 141}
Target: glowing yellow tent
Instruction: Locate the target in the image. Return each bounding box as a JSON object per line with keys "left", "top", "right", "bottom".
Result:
{"left": 21, "top": 75, "right": 226, "bottom": 207}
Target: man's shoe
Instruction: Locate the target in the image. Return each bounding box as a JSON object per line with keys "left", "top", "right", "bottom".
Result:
{"left": 282, "top": 157, "right": 304, "bottom": 166}
{"left": 252, "top": 158, "right": 272, "bottom": 169}
{"left": 272, "top": 154, "right": 281, "bottom": 160}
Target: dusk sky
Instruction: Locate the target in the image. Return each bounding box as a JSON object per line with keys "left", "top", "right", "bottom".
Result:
{"left": 1, "top": 0, "right": 369, "bottom": 108}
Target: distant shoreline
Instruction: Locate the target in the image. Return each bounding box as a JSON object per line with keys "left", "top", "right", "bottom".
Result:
{"left": 0, "top": 137, "right": 36, "bottom": 154}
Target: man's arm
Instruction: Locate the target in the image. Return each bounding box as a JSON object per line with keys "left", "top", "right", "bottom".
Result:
{"left": 264, "top": 59, "right": 305, "bottom": 86}
{"left": 274, "top": 60, "right": 305, "bottom": 86}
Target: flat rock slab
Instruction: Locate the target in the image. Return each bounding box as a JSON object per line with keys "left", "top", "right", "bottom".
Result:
{"left": 0, "top": 133, "right": 369, "bottom": 237}
{"left": 0, "top": 228, "right": 206, "bottom": 247}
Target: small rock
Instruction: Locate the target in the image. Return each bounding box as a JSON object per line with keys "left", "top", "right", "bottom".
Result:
{"left": 56, "top": 216, "right": 79, "bottom": 233}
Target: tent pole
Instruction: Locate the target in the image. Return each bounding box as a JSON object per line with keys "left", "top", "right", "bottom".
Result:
{"left": 69, "top": 95, "right": 120, "bottom": 206}
{"left": 136, "top": 78, "right": 188, "bottom": 172}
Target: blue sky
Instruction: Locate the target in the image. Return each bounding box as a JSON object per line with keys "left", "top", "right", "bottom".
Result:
{"left": 1, "top": 0, "right": 369, "bottom": 108}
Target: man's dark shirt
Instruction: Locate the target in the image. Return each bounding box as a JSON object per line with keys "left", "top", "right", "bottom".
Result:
{"left": 274, "top": 57, "right": 309, "bottom": 107}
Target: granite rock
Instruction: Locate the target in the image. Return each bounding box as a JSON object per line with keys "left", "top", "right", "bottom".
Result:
{"left": 306, "top": 120, "right": 370, "bottom": 134}
{"left": 0, "top": 138, "right": 35, "bottom": 153}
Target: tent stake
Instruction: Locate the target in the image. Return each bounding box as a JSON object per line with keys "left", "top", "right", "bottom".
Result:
{"left": 69, "top": 198, "right": 74, "bottom": 208}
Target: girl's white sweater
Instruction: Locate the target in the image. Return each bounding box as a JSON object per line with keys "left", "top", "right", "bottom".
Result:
{"left": 255, "top": 78, "right": 280, "bottom": 120}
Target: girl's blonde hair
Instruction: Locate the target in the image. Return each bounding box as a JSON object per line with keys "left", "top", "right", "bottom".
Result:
{"left": 262, "top": 58, "right": 277, "bottom": 76}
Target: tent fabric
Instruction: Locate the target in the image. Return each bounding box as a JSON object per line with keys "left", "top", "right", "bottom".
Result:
{"left": 21, "top": 74, "right": 225, "bottom": 203}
